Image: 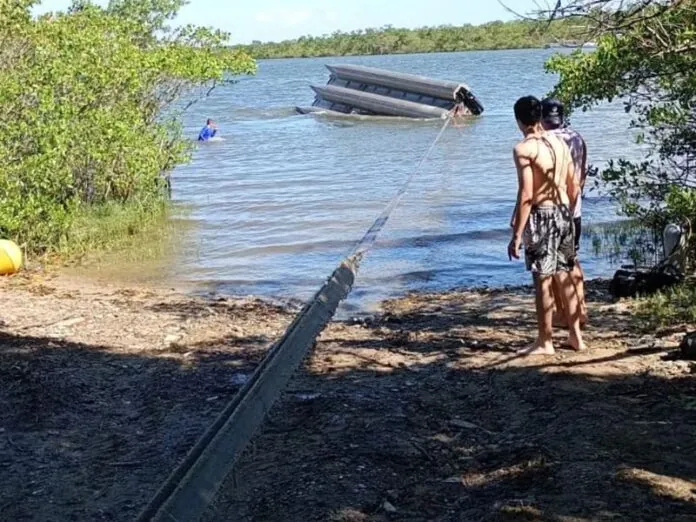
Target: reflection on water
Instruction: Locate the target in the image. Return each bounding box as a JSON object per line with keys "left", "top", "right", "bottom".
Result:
{"left": 86, "top": 50, "right": 646, "bottom": 311}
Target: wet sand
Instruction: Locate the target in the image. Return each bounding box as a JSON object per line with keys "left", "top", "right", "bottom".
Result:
{"left": 1, "top": 271, "right": 695, "bottom": 521}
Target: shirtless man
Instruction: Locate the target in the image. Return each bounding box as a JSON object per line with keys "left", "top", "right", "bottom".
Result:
{"left": 508, "top": 96, "right": 585, "bottom": 355}
{"left": 541, "top": 98, "right": 588, "bottom": 328}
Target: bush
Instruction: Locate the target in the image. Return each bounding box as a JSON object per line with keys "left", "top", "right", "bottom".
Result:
{"left": 0, "top": 0, "right": 255, "bottom": 256}
{"left": 635, "top": 284, "right": 696, "bottom": 329}
{"left": 542, "top": 1, "right": 696, "bottom": 269}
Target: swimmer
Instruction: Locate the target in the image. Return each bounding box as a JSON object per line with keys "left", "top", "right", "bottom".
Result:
{"left": 198, "top": 119, "right": 218, "bottom": 142}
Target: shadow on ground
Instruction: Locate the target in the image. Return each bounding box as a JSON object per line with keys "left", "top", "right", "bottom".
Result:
{"left": 0, "top": 330, "right": 266, "bottom": 521}
{"left": 205, "top": 284, "right": 696, "bottom": 522}
{"left": 1, "top": 281, "right": 695, "bottom": 522}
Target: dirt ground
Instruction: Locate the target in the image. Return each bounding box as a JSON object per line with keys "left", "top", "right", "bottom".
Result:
{"left": 0, "top": 270, "right": 294, "bottom": 521}
{"left": 1, "top": 272, "right": 695, "bottom": 521}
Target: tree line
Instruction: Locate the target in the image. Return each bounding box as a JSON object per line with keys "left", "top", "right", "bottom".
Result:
{"left": 238, "top": 20, "right": 586, "bottom": 59}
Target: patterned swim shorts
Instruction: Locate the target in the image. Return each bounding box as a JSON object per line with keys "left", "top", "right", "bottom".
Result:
{"left": 524, "top": 205, "right": 576, "bottom": 277}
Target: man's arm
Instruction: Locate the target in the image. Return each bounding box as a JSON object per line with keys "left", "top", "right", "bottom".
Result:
{"left": 510, "top": 197, "right": 519, "bottom": 229}
{"left": 566, "top": 157, "right": 580, "bottom": 214}
{"left": 580, "top": 136, "right": 588, "bottom": 191}
{"left": 509, "top": 144, "right": 534, "bottom": 259}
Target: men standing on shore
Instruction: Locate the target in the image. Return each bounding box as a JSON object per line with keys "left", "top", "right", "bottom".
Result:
{"left": 541, "top": 98, "right": 588, "bottom": 327}
{"left": 508, "top": 96, "right": 585, "bottom": 355}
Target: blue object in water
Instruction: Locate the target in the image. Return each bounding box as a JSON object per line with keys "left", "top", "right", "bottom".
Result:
{"left": 198, "top": 125, "right": 217, "bottom": 141}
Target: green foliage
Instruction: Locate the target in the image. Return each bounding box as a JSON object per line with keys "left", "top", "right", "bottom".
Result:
{"left": 239, "top": 20, "right": 584, "bottom": 59}
{"left": 59, "top": 200, "right": 169, "bottom": 259}
{"left": 587, "top": 220, "right": 661, "bottom": 267}
{"left": 544, "top": 2, "right": 696, "bottom": 266}
{"left": 0, "top": 0, "right": 255, "bottom": 256}
{"left": 635, "top": 283, "right": 696, "bottom": 329}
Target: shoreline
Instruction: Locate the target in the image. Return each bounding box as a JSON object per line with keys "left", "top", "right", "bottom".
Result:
{"left": 248, "top": 45, "right": 555, "bottom": 61}
{"left": 1, "top": 271, "right": 694, "bottom": 520}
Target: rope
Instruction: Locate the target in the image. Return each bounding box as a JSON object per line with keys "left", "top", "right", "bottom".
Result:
{"left": 137, "top": 113, "right": 454, "bottom": 522}
{"left": 351, "top": 115, "right": 453, "bottom": 261}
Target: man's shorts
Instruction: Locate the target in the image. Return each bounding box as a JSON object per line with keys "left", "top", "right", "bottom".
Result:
{"left": 524, "top": 205, "right": 576, "bottom": 277}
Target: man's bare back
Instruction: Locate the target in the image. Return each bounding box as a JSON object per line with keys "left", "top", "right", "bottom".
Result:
{"left": 514, "top": 132, "right": 576, "bottom": 209}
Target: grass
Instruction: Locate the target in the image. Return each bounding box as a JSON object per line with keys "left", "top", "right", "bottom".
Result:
{"left": 48, "top": 199, "right": 190, "bottom": 266}
{"left": 587, "top": 220, "right": 661, "bottom": 267}
{"left": 634, "top": 282, "right": 696, "bottom": 329}
{"left": 587, "top": 221, "right": 695, "bottom": 329}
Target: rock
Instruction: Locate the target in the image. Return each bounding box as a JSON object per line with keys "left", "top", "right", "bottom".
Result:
{"left": 450, "top": 419, "right": 481, "bottom": 430}
{"left": 680, "top": 332, "right": 696, "bottom": 360}
{"left": 230, "top": 373, "right": 250, "bottom": 386}
{"left": 55, "top": 317, "right": 85, "bottom": 328}
{"left": 295, "top": 392, "right": 321, "bottom": 401}
{"left": 386, "top": 489, "right": 399, "bottom": 501}
{"left": 666, "top": 360, "right": 691, "bottom": 374}
{"left": 164, "top": 334, "right": 182, "bottom": 346}
{"left": 382, "top": 500, "right": 397, "bottom": 513}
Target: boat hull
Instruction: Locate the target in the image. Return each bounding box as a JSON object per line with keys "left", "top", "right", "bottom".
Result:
{"left": 298, "top": 64, "right": 484, "bottom": 119}
{"left": 310, "top": 85, "right": 449, "bottom": 119}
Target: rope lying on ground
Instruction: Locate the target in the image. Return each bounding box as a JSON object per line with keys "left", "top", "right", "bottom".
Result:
{"left": 137, "top": 114, "right": 454, "bottom": 522}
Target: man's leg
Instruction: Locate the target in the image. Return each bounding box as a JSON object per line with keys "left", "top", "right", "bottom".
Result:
{"left": 551, "top": 277, "right": 566, "bottom": 327}
{"left": 554, "top": 270, "right": 586, "bottom": 351}
{"left": 553, "top": 264, "right": 586, "bottom": 328}
{"left": 519, "top": 273, "right": 555, "bottom": 355}
{"left": 572, "top": 217, "right": 588, "bottom": 326}
{"left": 572, "top": 261, "right": 587, "bottom": 326}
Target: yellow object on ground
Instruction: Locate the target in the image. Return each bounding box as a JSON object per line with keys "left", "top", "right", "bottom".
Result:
{"left": 0, "top": 240, "right": 22, "bottom": 275}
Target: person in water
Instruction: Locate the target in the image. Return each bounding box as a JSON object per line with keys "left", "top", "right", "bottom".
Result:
{"left": 541, "top": 98, "right": 588, "bottom": 328}
{"left": 198, "top": 119, "right": 218, "bottom": 141}
{"left": 508, "top": 96, "right": 585, "bottom": 355}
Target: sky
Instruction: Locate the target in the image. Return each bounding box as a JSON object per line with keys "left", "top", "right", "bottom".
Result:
{"left": 35, "top": 0, "right": 540, "bottom": 44}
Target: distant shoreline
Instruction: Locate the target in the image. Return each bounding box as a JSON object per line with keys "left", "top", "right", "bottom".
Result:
{"left": 235, "top": 19, "right": 588, "bottom": 60}
{"left": 245, "top": 43, "right": 597, "bottom": 62}
{"left": 245, "top": 43, "right": 596, "bottom": 61}
{"left": 247, "top": 44, "right": 551, "bottom": 61}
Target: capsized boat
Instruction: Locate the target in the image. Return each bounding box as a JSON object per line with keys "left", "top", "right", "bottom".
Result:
{"left": 297, "top": 64, "right": 484, "bottom": 119}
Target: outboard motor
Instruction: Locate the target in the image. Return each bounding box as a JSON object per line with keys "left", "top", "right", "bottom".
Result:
{"left": 664, "top": 223, "right": 684, "bottom": 259}
{"left": 609, "top": 222, "right": 686, "bottom": 299}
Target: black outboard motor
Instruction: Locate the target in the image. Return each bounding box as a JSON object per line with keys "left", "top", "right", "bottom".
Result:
{"left": 609, "top": 223, "right": 685, "bottom": 299}
{"left": 455, "top": 87, "right": 484, "bottom": 116}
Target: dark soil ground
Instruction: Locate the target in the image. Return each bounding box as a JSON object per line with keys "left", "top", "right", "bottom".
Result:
{"left": 1, "top": 272, "right": 695, "bottom": 521}
{"left": 0, "top": 271, "right": 293, "bottom": 521}
{"left": 206, "top": 281, "right": 696, "bottom": 522}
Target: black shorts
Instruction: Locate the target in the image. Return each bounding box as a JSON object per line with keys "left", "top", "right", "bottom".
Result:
{"left": 573, "top": 217, "right": 582, "bottom": 252}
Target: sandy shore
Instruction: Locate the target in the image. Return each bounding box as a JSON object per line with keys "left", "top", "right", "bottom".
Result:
{"left": 1, "top": 271, "right": 695, "bottom": 521}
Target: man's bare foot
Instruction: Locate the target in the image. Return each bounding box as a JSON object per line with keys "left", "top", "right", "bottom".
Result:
{"left": 567, "top": 332, "right": 587, "bottom": 352}
{"left": 517, "top": 340, "right": 555, "bottom": 356}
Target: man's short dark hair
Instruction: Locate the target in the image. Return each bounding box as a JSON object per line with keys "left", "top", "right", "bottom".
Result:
{"left": 541, "top": 98, "right": 564, "bottom": 129}
{"left": 514, "top": 96, "right": 542, "bottom": 127}
{"left": 206, "top": 118, "right": 213, "bottom": 125}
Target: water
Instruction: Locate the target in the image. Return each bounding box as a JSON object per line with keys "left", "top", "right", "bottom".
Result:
{"left": 167, "top": 49, "right": 641, "bottom": 312}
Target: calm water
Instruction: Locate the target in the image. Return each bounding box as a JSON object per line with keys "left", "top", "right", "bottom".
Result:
{"left": 166, "top": 49, "right": 640, "bottom": 312}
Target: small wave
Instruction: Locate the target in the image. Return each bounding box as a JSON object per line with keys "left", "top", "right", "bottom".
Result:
{"left": 306, "top": 110, "right": 445, "bottom": 125}
{"left": 229, "top": 106, "right": 300, "bottom": 121}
